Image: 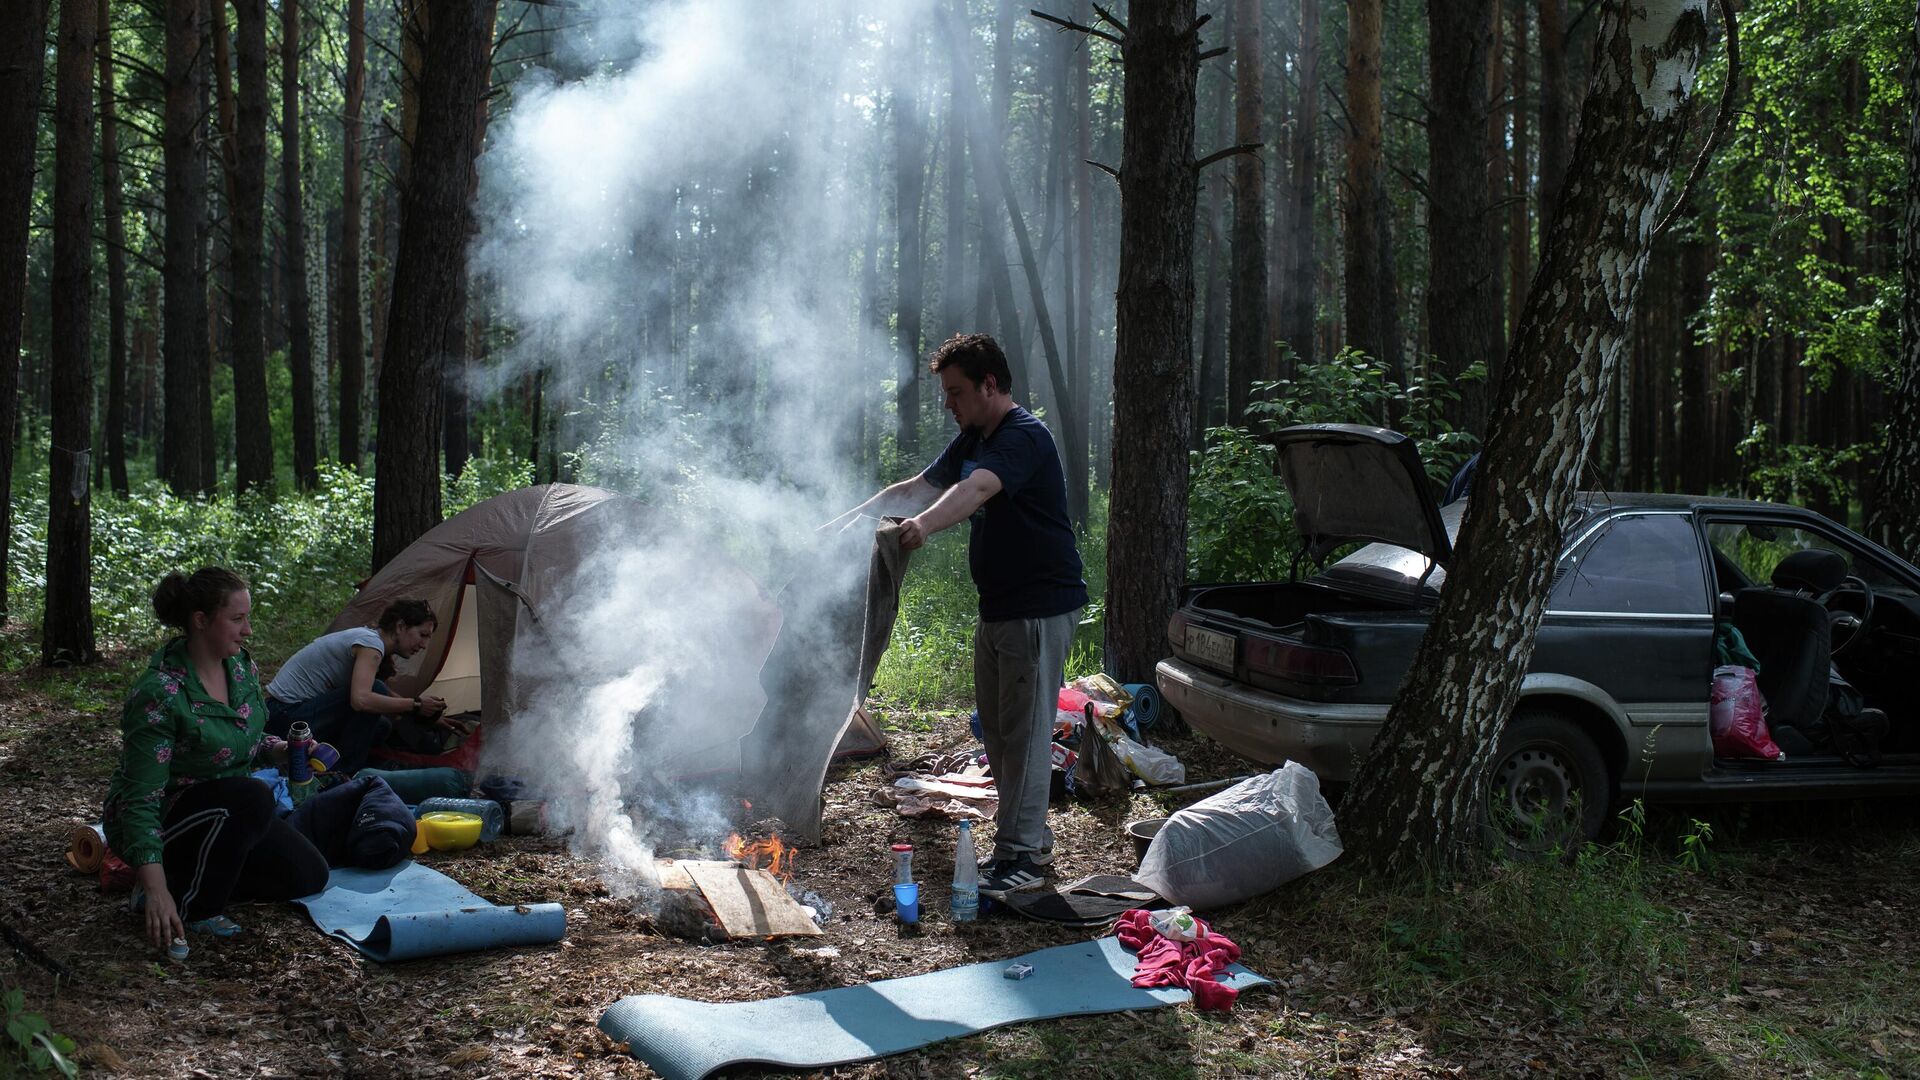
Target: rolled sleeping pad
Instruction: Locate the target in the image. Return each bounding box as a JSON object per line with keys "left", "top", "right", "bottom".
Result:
{"left": 1121, "top": 683, "right": 1163, "bottom": 732}
{"left": 355, "top": 766, "right": 473, "bottom": 805}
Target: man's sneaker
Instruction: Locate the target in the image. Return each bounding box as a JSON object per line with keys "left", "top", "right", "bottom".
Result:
{"left": 980, "top": 844, "right": 1053, "bottom": 873}
{"left": 979, "top": 857, "right": 1046, "bottom": 899}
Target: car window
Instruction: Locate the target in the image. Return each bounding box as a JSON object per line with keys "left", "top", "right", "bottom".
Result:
{"left": 1704, "top": 520, "right": 1911, "bottom": 594}
{"left": 1550, "top": 513, "right": 1709, "bottom": 614}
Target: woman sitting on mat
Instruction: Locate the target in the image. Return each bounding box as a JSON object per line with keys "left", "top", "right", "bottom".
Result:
{"left": 104, "top": 568, "right": 330, "bottom": 951}
{"left": 264, "top": 599, "right": 448, "bottom": 774}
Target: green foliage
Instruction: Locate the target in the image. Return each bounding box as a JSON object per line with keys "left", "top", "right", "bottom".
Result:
{"left": 1185, "top": 349, "right": 1482, "bottom": 582}
{"left": 1734, "top": 422, "right": 1874, "bottom": 508}
{"left": 2, "top": 989, "right": 77, "bottom": 1079}
{"left": 4, "top": 453, "right": 538, "bottom": 670}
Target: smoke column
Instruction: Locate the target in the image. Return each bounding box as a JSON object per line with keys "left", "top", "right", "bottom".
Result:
{"left": 471, "top": 0, "right": 939, "bottom": 896}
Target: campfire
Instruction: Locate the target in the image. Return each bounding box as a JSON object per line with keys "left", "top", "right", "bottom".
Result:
{"left": 724, "top": 832, "right": 793, "bottom": 882}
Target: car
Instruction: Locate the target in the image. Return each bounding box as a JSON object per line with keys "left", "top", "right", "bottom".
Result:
{"left": 1155, "top": 423, "right": 1920, "bottom": 846}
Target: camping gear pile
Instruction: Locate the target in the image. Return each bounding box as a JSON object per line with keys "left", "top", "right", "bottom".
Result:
{"left": 1134, "top": 764, "right": 1343, "bottom": 909}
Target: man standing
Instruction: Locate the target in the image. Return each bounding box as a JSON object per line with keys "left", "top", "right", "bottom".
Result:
{"left": 841, "top": 334, "right": 1086, "bottom": 897}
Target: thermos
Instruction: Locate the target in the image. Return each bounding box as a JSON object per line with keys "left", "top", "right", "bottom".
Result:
{"left": 286, "top": 722, "right": 314, "bottom": 784}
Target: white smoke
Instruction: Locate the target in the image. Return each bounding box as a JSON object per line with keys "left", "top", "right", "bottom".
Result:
{"left": 471, "top": 0, "right": 939, "bottom": 895}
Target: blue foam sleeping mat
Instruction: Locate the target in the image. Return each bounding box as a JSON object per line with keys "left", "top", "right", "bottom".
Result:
{"left": 293, "top": 860, "right": 566, "bottom": 963}
{"left": 598, "top": 935, "right": 1270, "bottom": 1080}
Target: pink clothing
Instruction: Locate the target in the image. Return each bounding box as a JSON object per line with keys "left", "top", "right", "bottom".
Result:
{"left": 1115, "top": 908, "right": 1245, "bottom": 1012}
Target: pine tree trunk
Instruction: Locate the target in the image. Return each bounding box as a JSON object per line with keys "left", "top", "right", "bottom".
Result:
{"left": 1428, "top": 0, "right": 1495, "bottom": 433}
{"left": 894, "top": 23, "right": 925, "bottom": 459}
{"left": 46, "top": 0, "right": 98, "bottom": 665}
{"left": 1227, "top": 0, "right": 1268, "bottom": 425}
{"left": 1106, "top": 3, "right": 1201, "bottom": 683}
{"left": 97, "top": 0, "right": 130, "bottom": 497}
{"left": 163, "top": 0, "right": 213, "bottom": 495}
{"left": 1867, "top": 7, "right": 1920, "bottom": 565}
{"left": 1339, "top": 0, "right": 1712, "bottom": 877}
{"left": 0, "top": 0, "right": 49, "bottom": 618}
{"left": 1197, "top": 61, "right": 1229, "bottom": 437}
{"left": 1279, "top": 0, "right": 1320, "bottom": 370}
{"left": 227, "top": 0, "right": 273, "bottom": 492}
{"left": 372, "top": 0, "right": 495, "bottom": 573}
{"left": 1537, "top": 0, "right": 1569, "bottom": 237}
{"left": 1343, "top": 0, "right": 1394, "bottom": 371}
{"left": 336, "top": 0, "right": 366, "bottom": 479}
{"left": 1507, "top": 0, "right": 1530, "bottom": 351}
{"left": 1072, "top": 0, "right": 1094, "bottom": 488}
{"left": 943, "top": 43, "right": 970, "bottom": 342}
{"left": 279, "top": 0, "right": 316, "bottom": 485}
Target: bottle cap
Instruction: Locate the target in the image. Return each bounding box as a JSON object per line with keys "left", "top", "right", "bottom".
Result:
{"left": 891, "top": 843, "right": 912, "bottom": 852}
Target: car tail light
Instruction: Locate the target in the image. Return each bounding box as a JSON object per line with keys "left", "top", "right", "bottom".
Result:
{"left": 1166, "top": 611, "right": 1189, "bottom": 648}
{"left": 1241, "top": 632, "right": 1358, "bottom": 685}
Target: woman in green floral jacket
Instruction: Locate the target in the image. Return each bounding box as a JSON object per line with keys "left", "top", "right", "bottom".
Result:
{"left": 103, "top": 568, "right": 329, "bottom": 952}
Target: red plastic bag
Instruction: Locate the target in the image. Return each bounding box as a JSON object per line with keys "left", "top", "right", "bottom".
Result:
{"left": 1057, "top": 688, "right": 1092, "bottom": 713}
{"left": 1711, "top": 665, "right": 1784, "bottom": 760}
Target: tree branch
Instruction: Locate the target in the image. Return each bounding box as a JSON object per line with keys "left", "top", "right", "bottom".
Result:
{"left": 1090, "top": 3, "right": 1127, "bottom": 36}
{"left": 1194, "top": 142, "right": 1262, "bottom": 172}
{"left": 1087, "top": 159, "right": 1120, "bottom": 184}
{"left": 1652, "top": 0, "right": 1740, "bottom": 241}
{"left": 1197, "top": 45, "right": 1229, "bottom": 61}
{"left": 1030, "top": 9, "right": 1124, "bottom": 46}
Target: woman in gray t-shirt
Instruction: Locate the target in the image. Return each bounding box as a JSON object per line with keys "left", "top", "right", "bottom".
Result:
{"left": 265, "top": 599, "right": 447, "bottom": 773}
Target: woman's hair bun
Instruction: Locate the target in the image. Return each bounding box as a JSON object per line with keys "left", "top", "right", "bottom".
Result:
{"left": 152, "top": 567, "right": 248, "bottom": 629}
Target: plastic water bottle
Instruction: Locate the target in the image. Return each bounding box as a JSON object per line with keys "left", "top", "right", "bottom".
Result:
{"left": 950, "top": 821, "right": 979, "bottom": 923}
{"left": 891, "top": 843, "right": 914, "bottom": 885}
{"left": 416, "top": 797, "right": 504, "bottom": 842}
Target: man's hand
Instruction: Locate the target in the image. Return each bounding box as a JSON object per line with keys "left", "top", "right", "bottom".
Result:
{"left": 899, "top": 516, "right": 930, "bottom": 551}
{"left": 418, "top": 694, "right": 447, "bottom": 718}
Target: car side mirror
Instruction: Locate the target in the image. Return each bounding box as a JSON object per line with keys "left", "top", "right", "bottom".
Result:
{"left": 1718, "top": 591, "right": 1737, "bottom": 618}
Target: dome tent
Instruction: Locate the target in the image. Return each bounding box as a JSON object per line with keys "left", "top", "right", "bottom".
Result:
{"left": 328, "top": 484, "right": 888, "bottom": 816}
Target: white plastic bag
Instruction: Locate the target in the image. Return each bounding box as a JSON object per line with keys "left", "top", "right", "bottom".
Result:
{"left": 1135, "top": 762, "right": 1343, "bottom": 909}
{"left": 1112, "top": 734, "right": 1186, "bottom": 785}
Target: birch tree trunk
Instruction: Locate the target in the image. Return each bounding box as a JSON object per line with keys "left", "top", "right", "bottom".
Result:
{"left": 1106, "top": 3, "right": 1201, "bottom": 682}
{"left": 1339, "top": 0, "right": 1713, "bottom": 877}
{"left": 1868, "top": 3, "right": 1920, "bottom": 566}
{"left": 46, "top": 0, "right": 98, "bottom": 665}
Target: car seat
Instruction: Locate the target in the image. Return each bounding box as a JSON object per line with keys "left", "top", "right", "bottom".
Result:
{"left": 1731, "top": 550, "right": 1846, "bottom": 742}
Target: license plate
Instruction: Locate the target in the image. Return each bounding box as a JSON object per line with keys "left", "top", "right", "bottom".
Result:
{"left": 1186, "top": 626, "right": 1236, "bottom": 672}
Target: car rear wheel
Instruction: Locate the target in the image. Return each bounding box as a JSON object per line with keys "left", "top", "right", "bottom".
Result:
{"left": 1483, "top": 708, "right": 1611, "bottom": 856}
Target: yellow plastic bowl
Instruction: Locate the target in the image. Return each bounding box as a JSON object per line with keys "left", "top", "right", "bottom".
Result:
{"left": 417, "top": 811, "right": 484, "bottom": 852}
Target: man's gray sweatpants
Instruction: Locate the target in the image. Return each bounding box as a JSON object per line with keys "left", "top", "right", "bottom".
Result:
{"left": 974, "top": 610, "right": 1077, "bottom": 861}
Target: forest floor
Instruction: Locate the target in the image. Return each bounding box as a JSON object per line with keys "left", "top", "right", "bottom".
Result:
{"left": 4, "top": 649, "right": 1918, "bottom": 1079}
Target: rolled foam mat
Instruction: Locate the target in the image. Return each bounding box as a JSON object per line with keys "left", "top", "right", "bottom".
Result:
{"left": 1122, "top": 682, "right": 1164, "bottom": 731}
{"left": 293, "top": 860, "right": 565, "bottom": 963}
{"left": 598, "top": 936, "right": 1269, "bottom": 1080}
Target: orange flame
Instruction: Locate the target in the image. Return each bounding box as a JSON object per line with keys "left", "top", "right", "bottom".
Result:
{"left": 725, "top": 832, "right": 793, "bottom": 882}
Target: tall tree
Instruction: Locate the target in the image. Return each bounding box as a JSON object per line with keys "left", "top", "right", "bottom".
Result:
{"left": 1338, "top": 0, "right": 1713, "bottom": 876}
{"left": 1277, "top": 0, "right": 1321, "bottom": 369}
{"left": 1538, "top": 0, "right": 1570, "bottom": 238}
{"left": 228, "top": 0, "right": 274, "bottom": 492}
{"left": 283, "top": 0, "right": 318, "bottom": 484}
{"left": 46, "top": 0, "right": 99, "bottom": 664}
{"left": 1868, "top": 5, "right": 1920, "bottom": 565}
{"left": 1105, "top": 2, "right": 1201, "bottom": 681}
{"left": 373, "top": 0, "right": 497, "bottom": 572}
{"left": 97, "top": 0, "right": 130, "bottom": 496}
{"left": 1226, "top": 0, "right": 1267, "bottom": 425}
{"left": 1428, "top": 0, "right": 1497, "bottom": 432}
{"left": 1507, "top": 0, "right": 1530, "bottom": 345}
{"left": 0, "top": 0, "right": 52, "bottom": 618}
{"left": 163, "top": 0, "right": 213, "bottom": 494}
{"left": 894, "top": 22, "right": 925, "bottom": 458}
{"left": 1343, "top": 0, "right": 1397, "bottom": 374}
{"left": 330, "top": 0, "right": 366, "bottom": 476}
